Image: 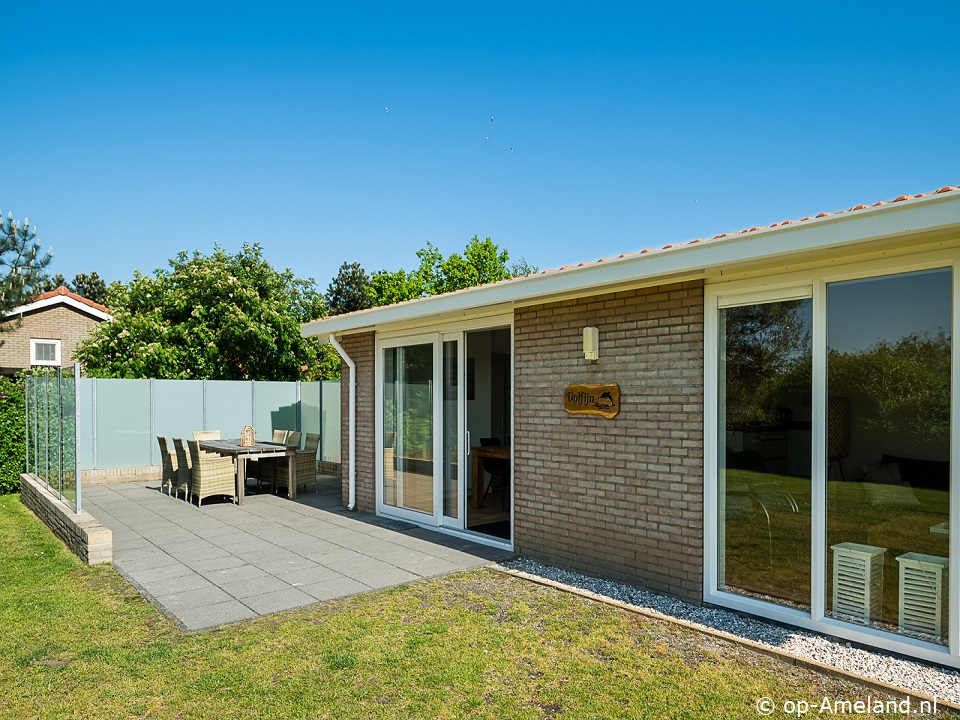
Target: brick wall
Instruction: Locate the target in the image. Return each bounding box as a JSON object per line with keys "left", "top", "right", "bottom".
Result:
{"left": 513, "top": 281, "right": 705, "bottom": 602}
{"left": 339, "top": 332, "right": 376, "bottom": 512}
{"left": 0, "top": 305, "right": 102, "bottom": 372}
{"left": 20, "top": 473, "right": 112, "bottom": 565}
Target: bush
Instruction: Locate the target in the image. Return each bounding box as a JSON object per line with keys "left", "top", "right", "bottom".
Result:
{"left": 0, "top": 375, "right": 25, "bottom": 494}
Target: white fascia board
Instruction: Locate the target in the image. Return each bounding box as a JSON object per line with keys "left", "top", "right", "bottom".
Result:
{"left": 8, "top": 295, "right": 112, "bottom": 322}
{"left": 301, "top": 191, "right": 960, "bottom": 340}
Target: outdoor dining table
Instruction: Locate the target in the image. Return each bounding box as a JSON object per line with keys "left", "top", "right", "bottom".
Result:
{"left": 198, "top": 439, "right": 298, "bottom": 506}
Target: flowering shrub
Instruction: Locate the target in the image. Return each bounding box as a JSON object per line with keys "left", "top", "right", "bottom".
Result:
{"left": 0, "top": 375, "right": 25, "bottom": 494}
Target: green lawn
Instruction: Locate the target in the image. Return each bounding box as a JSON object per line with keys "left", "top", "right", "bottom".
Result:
{"left": 0, "top": 495, "right": 943, "bottom": 719}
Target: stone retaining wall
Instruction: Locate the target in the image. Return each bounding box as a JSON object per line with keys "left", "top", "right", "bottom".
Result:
{"left": 19, "top": 473, "right": 112, "bottom": 565}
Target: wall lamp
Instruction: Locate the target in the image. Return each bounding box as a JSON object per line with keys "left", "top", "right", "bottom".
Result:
{"left": 583, "top": 326, "right": 599, "bottom": 363}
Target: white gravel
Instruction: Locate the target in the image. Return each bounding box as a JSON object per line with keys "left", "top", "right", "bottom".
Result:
{"left": 500, "top": 558, "right": 960, "bottom": 705}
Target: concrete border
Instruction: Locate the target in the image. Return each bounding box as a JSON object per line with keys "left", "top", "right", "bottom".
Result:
{"left": 19, "top": 473, "right": 112, "bottom": 565}
{"left": 496, "top": 566, "right": 960, "bottom": 713}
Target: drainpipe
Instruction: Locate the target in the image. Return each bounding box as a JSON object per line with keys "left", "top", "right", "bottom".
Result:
{"left": 328, "top": 334, "right": 356, "bottom": 510}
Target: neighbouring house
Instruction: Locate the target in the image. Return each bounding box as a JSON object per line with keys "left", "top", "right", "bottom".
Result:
{"left": 0, "top": 286, "right": 112, "bottom": 376}
{"left": 302, "top": 184, "right": 960, "bottom": 668}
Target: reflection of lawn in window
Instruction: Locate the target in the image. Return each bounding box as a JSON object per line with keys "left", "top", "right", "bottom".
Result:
{"left": 723, "top": 469, "right": 950, "bottom": 643}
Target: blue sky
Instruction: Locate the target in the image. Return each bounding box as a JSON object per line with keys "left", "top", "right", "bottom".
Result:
{"left": 3, "top": 2, "right": 958, "bottom": 291}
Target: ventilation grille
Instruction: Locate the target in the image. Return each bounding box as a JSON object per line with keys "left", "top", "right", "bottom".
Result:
{"left": 832, "top": 543, "right": 885, "bottom": 623}
{"left": 897, "top": 553, "right": 949, "bottom": 640}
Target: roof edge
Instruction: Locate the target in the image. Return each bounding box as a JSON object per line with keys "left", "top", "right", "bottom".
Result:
{"left": 302, "top": 188, "right": 960, "bottom": 339}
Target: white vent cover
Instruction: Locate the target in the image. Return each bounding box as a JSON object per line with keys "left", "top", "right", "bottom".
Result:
{"left": 831, "top": 542, "right": 886, "bottom": 623}
{"left": 896, "top": 552, "right": 949, "bottom": 640}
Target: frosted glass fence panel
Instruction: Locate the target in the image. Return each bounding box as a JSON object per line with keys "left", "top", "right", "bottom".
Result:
{"left": 254, "top": 382, "right": 299, "bottom": 443}
{"left": 204, "top": 381, "right": 254, "bottom": 438}
{"left": 95, "top": 379, "right": 152, "bottom": 470}
{"left": 301, "top": 382, "right": 321, "bottom": 455}
{"left": 321, "top": 381, "right": 340, "bottom": 462}
{"left": 72, "top": 379, "right": 338, "bottom": 470}
{"left": 152, "top": 380, "right": 204, "bottom": 465}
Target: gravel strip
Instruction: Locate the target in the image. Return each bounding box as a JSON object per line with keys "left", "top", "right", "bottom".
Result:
{"left": 500, "top": 558, "right": 960, "bottom": 705}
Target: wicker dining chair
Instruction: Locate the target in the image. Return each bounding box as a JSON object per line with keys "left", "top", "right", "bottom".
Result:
{"left": 187, "top": 440, "right": 236, "bottom": 507}
{"left": 192, "top": 430, "right": 222, "bottom": 441}
{"left": 273, "top": 432, "right": 320, "bottom": 495}
{"left": 171, "top": 438, "right": 193, "bottom": 500}
{"left": 156, "top": 436, "right": 179, "bottom": 497}
{"left": 286, "top": 431, "right": 302, "bottom": 448}
{"left": 272, "top": 429, "right": 289, "bottom": 443}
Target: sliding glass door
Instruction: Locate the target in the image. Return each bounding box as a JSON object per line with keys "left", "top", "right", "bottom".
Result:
{"left": 382, "top": 341, "right": 435, "bottom": 518}
{"left": 717, "top": 297, "right": 813, "bottom": 609}
{"left": 710, "top": 262, "right": 955, "bottom": 660}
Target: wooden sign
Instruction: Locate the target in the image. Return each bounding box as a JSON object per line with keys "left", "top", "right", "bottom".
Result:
{"left": 563, "top": 383, "right": 620, "bottom": 419}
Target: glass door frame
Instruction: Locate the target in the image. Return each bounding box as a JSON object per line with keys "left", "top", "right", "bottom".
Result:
{"left": 375, "top": 332, "right": 444, "bottom": 526}
{"left": 704, "top": 249, "right": 960, "bottom": 667}
{"left": 374, "top": 314, "right": 514, "bottom": 544}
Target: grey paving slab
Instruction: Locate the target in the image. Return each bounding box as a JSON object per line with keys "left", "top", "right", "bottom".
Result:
{"left": 83, "top": 478, "right": 511, "bottom": 631}
{"left": 242, "top": 587, "right": 316, "bottom": 615}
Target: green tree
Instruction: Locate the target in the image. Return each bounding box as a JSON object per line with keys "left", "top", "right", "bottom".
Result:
{"left": 0, "top": 212, "right": 52, "bottom": 325}
{"left": 69, "top": 272, "right": 109, "bottom": 305}
{"left": 325, "top": 261, "right": 372, "bottom": 316}
{"left": 366, "top": 236, "right": 538, "bottom": 307}
{"left": 76, "top": 244, "right": 332, "bottom": 380}
{"left": 40, "top": 273, "right": 67, "bottom": 292}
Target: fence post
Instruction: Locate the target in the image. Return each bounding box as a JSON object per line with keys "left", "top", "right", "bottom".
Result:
{"left": 150, "top": 379, "right": 156, "bottom": 466}
{"left": 24, "top": 375, "right": 30, "bottom": 476}
{"left": 57, "top": 368, "right": 63, "bottom": 499}
{"left": 251, "top": 380, "right": 256, "bottom": 436}
{"left": 75, "top": 363, "right": 82, "bottom": 513}
{"left": 91, "top": 378, "right": 98, "bottom": 470}
{"left": 296, "top": 381, "right": 302, "bottom": 433}
{"left": 202, "top": 379, "right": 208, "bottom": 431}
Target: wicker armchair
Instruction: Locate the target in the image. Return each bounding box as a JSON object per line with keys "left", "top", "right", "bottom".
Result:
{"left": 157, "top": 436, "right": 179, "bottom": 497}
{"left": 172, "top": 438, "right": 193, "bottom": 499}
{"left": 274, "top": 433, "right": 320, "bottom": 495}
{"left": 187, "top": 440, "right": 237, "bottom": 507}
{"left": 193, "top": 430, "right": 222, "bottom": 441}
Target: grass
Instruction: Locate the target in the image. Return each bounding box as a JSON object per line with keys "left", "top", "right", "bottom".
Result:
{"left": 0, "top": 495, "right": 947, "bottom": 719}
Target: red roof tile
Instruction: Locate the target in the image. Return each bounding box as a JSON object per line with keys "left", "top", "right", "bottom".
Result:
{"left": 30, "top": 286, "right": 111, "bottom": 315}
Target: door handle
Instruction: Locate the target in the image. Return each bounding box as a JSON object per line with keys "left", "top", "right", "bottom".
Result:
{"left": 466, "top": 431, "right": 471, "bottom": 456}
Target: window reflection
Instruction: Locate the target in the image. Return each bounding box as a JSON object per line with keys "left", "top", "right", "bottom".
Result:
{"left": 826, "top": 269, "right": 951, "bottom": 644}
{"left": 719, "top": 299, "right": 813, "bottom": 609}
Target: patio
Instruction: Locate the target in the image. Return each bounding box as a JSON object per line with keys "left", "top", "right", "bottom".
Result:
{"left": 83, "top": 476, "right": 511, "bottom": 631}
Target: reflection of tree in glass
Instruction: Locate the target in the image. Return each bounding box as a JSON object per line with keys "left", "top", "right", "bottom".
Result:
{"left": 829, "top": 330, "right": 950, "bottom": 446}
{"left": 723, "top": 301, "right": 811, "bottom": 429}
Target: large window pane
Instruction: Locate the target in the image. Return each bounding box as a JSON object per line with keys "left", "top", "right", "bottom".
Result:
{"left": 826, "top": 269, "right": 951, "bottom": 644}
{"left": 719, "top": 299, "right": 813, "bottom": 609}
{"left": 383, "top": 344, "right": 434, "bottom": 515}
{"left": 442, "top": 341, "right": 459, "bottom": 518}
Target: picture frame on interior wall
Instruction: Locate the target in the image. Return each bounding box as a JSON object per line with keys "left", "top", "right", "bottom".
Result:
{"left": 29, "top": 338, "right": 61, "bottom": 367}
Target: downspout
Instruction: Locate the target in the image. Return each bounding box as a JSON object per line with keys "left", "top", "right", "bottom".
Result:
{"left": 328, "top": 333, "right": 356, "bottom": 510}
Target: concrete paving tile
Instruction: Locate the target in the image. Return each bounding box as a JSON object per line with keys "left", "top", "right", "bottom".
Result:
{"left": 115, "top": 551, "right": 179, "bottom": 573}
{"left": 219, "top": 574, "right": 292, "bottom": 600}
{"left": 201, "top": 564, "right": 269, "bottom": 584}
{"left": 275, "top": 564, "right": 343, "bottom": 588}
{"left": 125, "top": 563, "right": 197, "bottom": 585}
{"left": 241, "top": 587, "right": 316, "bottom": 615}
{"left": 322, "top": 556, "right": 419, "bottom": 588}
{"left": 144, "top": 571, "right": 212, "bottom": 597}
{"left": 300, "top": 575, "right": 372, "bottom": 602}
{"left": 153, "top": 584, "right": 234, "bottom": 609}
{"left": 172, "top": 600, "right": 258, "bottom": 631}
{"left": 187, "top": 554, "right": 249, "bottom": 575}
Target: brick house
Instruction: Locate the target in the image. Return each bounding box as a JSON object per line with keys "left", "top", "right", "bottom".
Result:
{"left": 302, "top": 185, "right": 960, "bottom": 668}
{"left": 0, "top": 286, "right": 112, "bottom": 375}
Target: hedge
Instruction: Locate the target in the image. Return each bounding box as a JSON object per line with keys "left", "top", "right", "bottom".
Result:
{"left": 0, "top": 375, "right": 26, "bottom": 493}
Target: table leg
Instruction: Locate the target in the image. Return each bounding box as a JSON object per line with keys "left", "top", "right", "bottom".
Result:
{"left": 472, "top": 451, "right": 482, "bottom": 510}
{"left": 237, "top": 456, "right": 246, "bottom": 506}
{"left": 288, "top": 453, "right": 296, "bottom": 501}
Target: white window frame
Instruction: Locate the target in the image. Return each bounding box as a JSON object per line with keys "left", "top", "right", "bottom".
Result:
{"left": 30, "top": 338, "right": 61, "bottom": 367}
{"left": 704, "top": 247, "right": 960, "bottom": 668}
